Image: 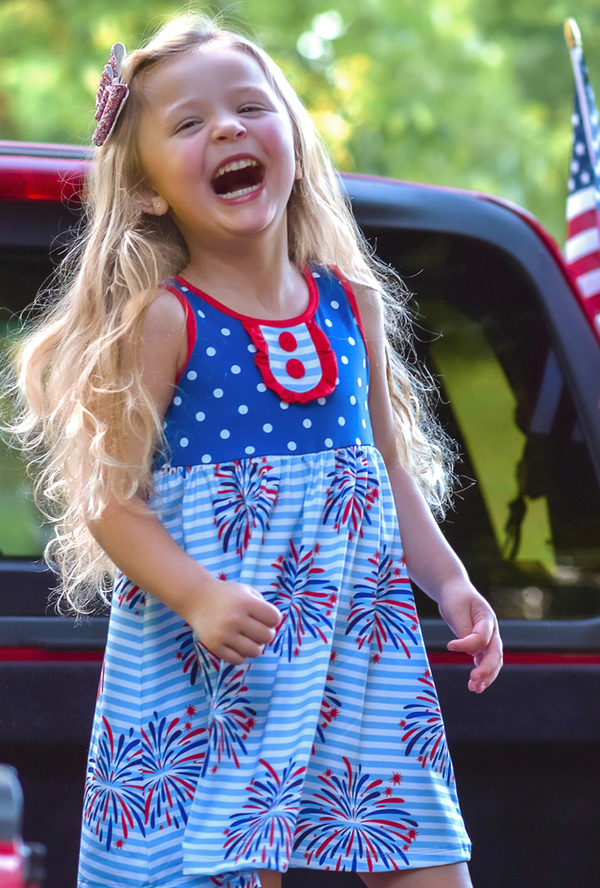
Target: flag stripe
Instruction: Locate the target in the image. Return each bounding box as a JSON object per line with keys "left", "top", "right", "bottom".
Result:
{"left": 568, "top": 249, "right": 600, "bottom": 279}
{"left": 567, "top": 207, "right": 600, "bottom": 238}
{"left": 565, "top": 227, "right": 600, "bottom": 261}
{"left": 567, "top": 185, "right": 596, "bottom": 219}
{"left": 576, "top": 267, "right": 600, "bottom": 298}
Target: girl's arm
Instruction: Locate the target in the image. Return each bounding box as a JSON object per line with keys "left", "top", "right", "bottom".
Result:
{"left": 86, "top": 291, "right": 281, "bottom": 664}
{"left": 354, "top": 284, "right": 503, "bottom": 693}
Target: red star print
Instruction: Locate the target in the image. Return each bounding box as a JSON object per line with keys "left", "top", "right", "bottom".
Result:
{"left": 184, "top": 721, "right": 192, "bottom": 730}
{"left": 218, "top": 572, "right": 228, "bottom": 581}
{"left": 186, "top": 705, "right": 197, "bottom": 716}
{"left": 330, "top": 651, "right": 337, "bottom": 663}
{"left": 423, "top": 669, "right": 431, "bottom": 679}
{"left": 211, "top": 765, "right": 218, "bottom": 774}
{"left": 176, "top": 651, "right": 183, "bottom": 660}
{"left": 407, "top": 828, "right": 418, "bottom": 841}
{"left": 390, "top": 772, "right": 402, "bottom": 785}
{"left": 294, "top": 647, "right": 300, "bottom": 657}
{"left": 115, "top": 839, "right": 124, "bottom": 849}
{"left": 223, "top": 828, "right": 230, "bottom": 836}
{"left": 402, "top": 844, "right": 409, "bottom": 852}
{"left": 314, "top": 542, "right": 321, "bottom": 554}
{"left": 372, "top": 653, "right": 381, "bottom": 663}
{"left": 324, "top": 769, "right": 333, "bottom": 778}
{"left": 399, "top": 719, "right": 407, "bottom": 728}
{"left": 384, "top": 787, "right": 393, "bottom": 796}
{"left": 400, "top": 554, "right": 406, "bottom": 566}
{"left": 394, "top": 567, "right": 401, "bottom": 577}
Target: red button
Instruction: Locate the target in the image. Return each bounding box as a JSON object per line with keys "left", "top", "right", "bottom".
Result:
{"left": 286, "top": 358, "right": 305, "bottom": 379}
{"left": 279, "top": 331, "right": 297, "bottom": 352}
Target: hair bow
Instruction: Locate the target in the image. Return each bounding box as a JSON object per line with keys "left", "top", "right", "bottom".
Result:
{"left": 92, "top": 43, "right": 129, "bottom": 147}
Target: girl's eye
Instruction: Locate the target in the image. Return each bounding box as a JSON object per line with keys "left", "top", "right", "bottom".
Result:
{"left": 240, "top": 105, "right": 261, "bottom": 113}
{"left": 176, "top": 120, "right": 201, "bottom": 133}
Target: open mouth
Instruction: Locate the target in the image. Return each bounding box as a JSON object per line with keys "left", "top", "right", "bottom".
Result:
{"left": 210, "top": 158, "right": 265, "bottom": 199}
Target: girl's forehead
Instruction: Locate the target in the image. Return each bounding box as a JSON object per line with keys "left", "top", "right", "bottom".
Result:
{"left": 143, "top": 44, "right": 274, "bottom": 106}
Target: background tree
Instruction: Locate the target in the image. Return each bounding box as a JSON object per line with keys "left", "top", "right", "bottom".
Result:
{"left": 0, "top": 0, "right": 599, "bottom": 241}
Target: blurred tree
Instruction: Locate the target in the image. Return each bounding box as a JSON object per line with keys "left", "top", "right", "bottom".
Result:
{"left": 0, "top": 0, "right": 599, "bottom": 241}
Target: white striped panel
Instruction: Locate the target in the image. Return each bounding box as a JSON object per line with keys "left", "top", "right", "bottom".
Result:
{"left": 565, "top": 226, "right": 600, "bottom": 262}
{"left": 567, "top": 184, "right": 596, "bottom": 219}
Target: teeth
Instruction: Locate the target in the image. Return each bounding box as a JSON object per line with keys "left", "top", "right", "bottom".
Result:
{"left": 220, "top": 182, "right": 262, "bottom": 199}
{"left": 214, "top": 158, "right": 258, "bottom": 178}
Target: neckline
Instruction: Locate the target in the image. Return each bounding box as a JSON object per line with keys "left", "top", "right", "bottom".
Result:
{"left": 172, "top": 265, "right": 319, "bottom": 327}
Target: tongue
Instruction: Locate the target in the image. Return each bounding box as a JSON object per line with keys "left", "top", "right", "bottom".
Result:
{"left": 212, "top": 165, "right": 262, "bottom": 195}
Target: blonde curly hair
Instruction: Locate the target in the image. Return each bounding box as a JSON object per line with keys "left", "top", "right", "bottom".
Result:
{"left": 9, "top": 11, "right": 454, "bottom": 613}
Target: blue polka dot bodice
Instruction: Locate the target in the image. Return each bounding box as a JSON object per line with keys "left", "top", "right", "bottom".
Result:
{"left": 159, "top": 266, "right": 373, "bottom": 467}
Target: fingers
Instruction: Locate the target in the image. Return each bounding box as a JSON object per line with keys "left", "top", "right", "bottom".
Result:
{"left": 447, "top": 625, "right": 503, "bottom": 693}
{"left": 247, "top": 592, "right": 282, "bottom": 629}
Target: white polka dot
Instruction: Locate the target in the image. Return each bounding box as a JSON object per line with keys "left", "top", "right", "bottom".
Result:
{"left": 213, "top": 388, "right": 224, "bottom": 398}
{"left": 350, "top": 395, "right": 357, "bottom": 405}
{"left": 221, "top": 327, "right": 231, "bottom": 336}
{"left": 201, "top": 454, "right": 211, "bottom": 464}
{"left": 263, "top": 423, "right": 273, "bottom": 433}
{"left": 363, "top": 358, "right": 367, "bottom": 369}
{"left": 362, "top": 419, "right": 367, "bottom": 428}
{"left": 325, "top": 438, "right": 333, "bottom": 447}
{"left": 231, "top": 365, "right": 241, "bottom": 374}
{"left": 245, "top": 446, "right": 256, "bottom": 455}
{"left": 197, "top": 309, "right": 205, "bottom": 319}
{"left": 341, "top": 356, "right": 349, "bottom": 365}
{"left": 248, "top": 343, "right": 258, "bottom": 353}
{"left": 366, "top": 385, "right": 369, "bottom": 393}
{"left": 196, "top": 411, "right": 206, "bottom": 422}
{"left": 338, "top": 416, "right": 346, "bottom": 426}
{"left": 287, "top": 441, "right": 297, "bottom": 451}
{"left": 162, "top": 420, "right": 167, "bottom": 430}
{"left": 325, "top": 319, "right": 333, "bottom": 328}
{"left": 206, "top": 347, "right": 216, "bottom": 357}
{"left": 303, "top": 418, "right": 312, "bottom": 428}
{"left": 257, "top": 383, "right": 267, "bottom": 393}
{"left": 364, "top": 401, "right": 368, "bottom": 410}
{"left": 280, "top": 402, "right": 289, "bottom": 410}
{"left": 173, "top": 396, "right": 182, "bottom": 406}
{"left": 331, "top": 300, "right": 339, "bottom": 309}
{"left": 238, "top": 404, "right": 248, "bottom": 415}
{"left": 357, "top": 378, "right": 362, "bottom": 387}
{"left": 220, "top": 429, "right": 230, "bottom": 439}
{"left": 187, "top": 370, "right": 197, "bottom": 380}
{"left": 355, "top": 437, "right": 361, "bottom": 445}
{"left": 180, "top": 437, "right": 189, "bottom": 447}
{"left": 318, "top": 398, "right": 326, "bottom": 406}
{"left": 335, "top": 377, "right": 340, "bottom": 385}
{"left": 348, "top": 336, "right": 356, "bottom": 346}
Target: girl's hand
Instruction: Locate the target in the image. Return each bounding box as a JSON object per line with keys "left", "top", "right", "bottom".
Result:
{"left": 185, "top": 575, "right": 282, "bottom": 666}
{"left": 438, "top": 583, "right": 503, "bottom": 693}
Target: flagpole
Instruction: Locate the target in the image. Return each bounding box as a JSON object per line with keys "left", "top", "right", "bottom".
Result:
{"left": 565, "top": 18, "right": 597, "bottom": 169}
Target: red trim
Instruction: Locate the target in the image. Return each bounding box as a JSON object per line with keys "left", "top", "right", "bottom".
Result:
{"left": 331, "top": 267, "right": 368, "bottom": 352}
{"left": 1, "top": 648, "right": 599, "bottom": 665}
{"left": 172, "top": 266, "right": 318, "bottom": 326}
{"left": 428, "top": 651, "right": 600, "bottom": 666}
{"left": 163, "top": 285, "right": 198, "bottom": 385}
{"left": 0, "top": 648, "right": 104, "bottom": 662}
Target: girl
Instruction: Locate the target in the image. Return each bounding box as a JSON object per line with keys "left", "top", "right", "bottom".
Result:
{"left": 13, "top": 12, "right": 502, "bottom": 888}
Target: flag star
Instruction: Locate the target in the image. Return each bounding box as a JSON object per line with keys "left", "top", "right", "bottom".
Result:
{"left": 568, "top": 178, "right": 575, "bottom": 191}
{"left": 571, "top": 160, "right": 580, "bottom": 173}
{"left": 576, "top": 142, "right": 586, "bottom": 156}
{"left": 581, "top": 171, "right": 591, "bottom": 184}
{"left": 573, "top": 114, "right": 581, "bottom": 125}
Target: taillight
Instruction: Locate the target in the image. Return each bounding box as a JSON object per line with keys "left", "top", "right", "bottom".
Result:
{"left": 0, "top": 156, "right": 86, "bottom": 203}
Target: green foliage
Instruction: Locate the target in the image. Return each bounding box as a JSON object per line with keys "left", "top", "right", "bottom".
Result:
{"left": 1, "top": 0, "right": 599, "bottom": 240}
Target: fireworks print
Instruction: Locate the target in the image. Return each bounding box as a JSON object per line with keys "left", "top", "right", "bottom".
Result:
{"left": 265, "top": 541, "right": 337, "bottom": 661}
{"left": 315, "top": 670, "right": 342, "bottom": 745}
{"left": 294, "top": 758, "right": 419, "bottom": 870}
{"left": 224, "top": 759, "right": 306, "bottom": 869}
{"left": 83, "top": 717, "right": 146, "bottom": 850}
{"left": 115, "top": 573, "right": 145, "bottom": 612}
{"left": 203, "top": 665, "right": 257, "bottom": 774}
{"left": 209, "top": 875, "right": 259, "bottom": 888}
{"left": 175, "top": 626, "right": 220, "bottom": 692}
{"left": 323, "top": 446, "right": 379, "bottom": 536}
{"left": 346, "top": 546, "right": 418, "bottom": 658}
{"left": 213, "top": 459, "right": 279, "bottom": 557}
{"left": 141, "top": 711, "right": 207, "bottom": 830}
{"left": 400, "top": 671, "right": 453, "bottom": 784}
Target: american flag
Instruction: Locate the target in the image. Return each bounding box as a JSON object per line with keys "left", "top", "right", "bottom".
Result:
{"left": 565, "top": 25, "right": 600, "bottom": 344}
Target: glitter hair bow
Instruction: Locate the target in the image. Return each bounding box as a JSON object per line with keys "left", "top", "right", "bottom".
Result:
{"left": 92, "top": 42, "right": 129, "bottom": 147}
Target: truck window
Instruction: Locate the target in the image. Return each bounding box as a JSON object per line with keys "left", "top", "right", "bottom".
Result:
{"left": 367, "top": 228, "right": 600, "bottom": 621}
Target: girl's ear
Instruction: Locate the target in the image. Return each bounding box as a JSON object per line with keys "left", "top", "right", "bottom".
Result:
{"left": 137, "top": 185, "right": 170, "bottom": 216}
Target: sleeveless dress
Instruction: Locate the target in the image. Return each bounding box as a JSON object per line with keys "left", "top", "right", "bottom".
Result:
{"left": 78, "top": 266, "right": 471, "bottom": 888}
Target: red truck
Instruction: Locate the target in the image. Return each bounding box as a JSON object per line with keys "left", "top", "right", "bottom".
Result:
{"left": 0, "top": 141, "right": 599, "bottom": 888}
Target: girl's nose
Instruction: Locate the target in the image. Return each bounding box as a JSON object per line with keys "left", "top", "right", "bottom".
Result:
{"left": 212, "top": 116, "right": 246, "bottom": 142}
